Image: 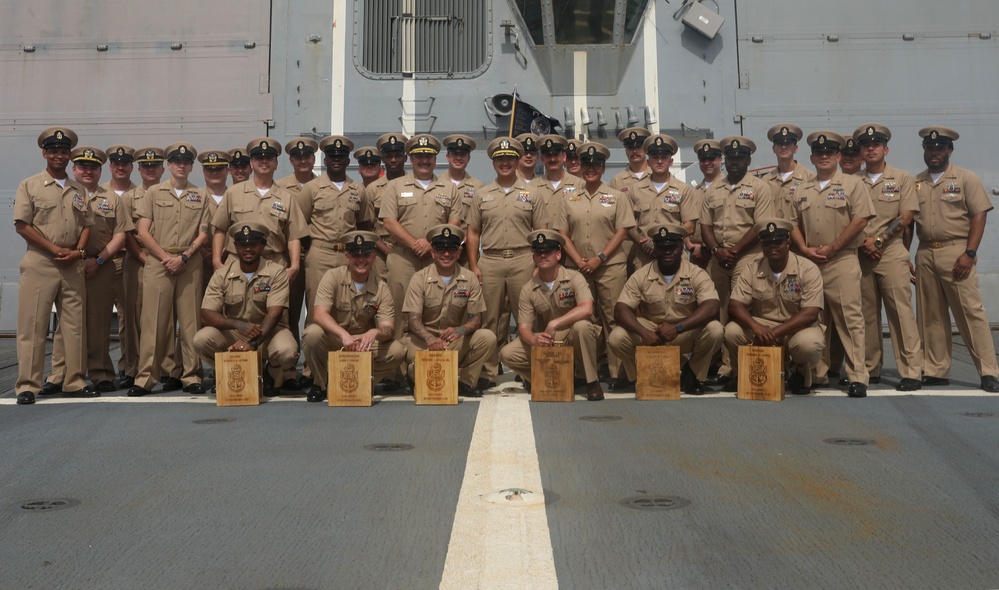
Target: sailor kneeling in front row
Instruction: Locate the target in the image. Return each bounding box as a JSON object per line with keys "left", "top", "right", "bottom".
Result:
{"left": 401, "top": 224, "right": 497, "bottom": 398}
{"left": 725, "top": 219, "right": 825, "bottom": 395}
{"left": 609, "top": 224, "right": 724, "bottom": 395}
{"left": 499, "top": 230, "right": 605, "bottom": 400}
{"left": 193, "top": 222, "right": 298, "bottom": 396}
{"left": 301, "top": 231, "right": 406, "bottom": 403}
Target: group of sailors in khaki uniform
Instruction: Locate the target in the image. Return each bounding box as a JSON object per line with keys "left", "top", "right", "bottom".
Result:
{"left": 13, "top": 121, "right": 998, "bottom": 405}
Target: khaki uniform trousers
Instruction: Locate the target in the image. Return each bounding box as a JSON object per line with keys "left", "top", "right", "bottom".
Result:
{"left": 304, "top": 244, "right": 347, "bottom": 325}
{"left": 135, "top": 258, "right": 204, "bottom": 391}
{"left": 124, "top": 254, "right": 181, "bottom": 381}
{"left": 607, "top": 318, "right": 724, "bottom": 382}
{"left": 707, "top": 257, "right": 737, "bottom": 377}
{"left": 814, "top": 251, "right": 869, "bottom": 385}
{"left": 113, "top": 255, "right": 128, "bottom": 376}
{"left": 193, "top": 326, "right": 298, "bottom": 388}
{"left": 915, "top": 242, "right": 999, "bottom": 379}
{"left": 479, "top": 250, "right": 534, "bottom": 381}
{"left": 401, "top": 329, "right": 498, "bottom": 387}
{"left": 386, "top": 246, "right": 431, "bottom": 338}
{"left": 860, "top": 241, "right": 922, "bottom": 380}
{"left": 570, "top": 262, "right": 627, "bottom": 378}
{"left": 723, "top": 320, "right": 824, "bottom": 387}
{"left": 499, "top": 320, "right": 601, "bottom": 384}
{"left": 300, "top": 324, "right": 407, "bottom": 389}
{"left": 16, "top": 250, "right": 88, "bottom": 394}
{"left": 49, "top": 258, "right": 116, "bottom": 385}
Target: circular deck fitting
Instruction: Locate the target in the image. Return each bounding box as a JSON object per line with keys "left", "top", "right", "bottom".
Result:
{"left": 481, "top": 488, "right": 545, "bottom": 506}
{"left": 961, "top": 412, "right": 995, "bottom": 418}
{"left": 823, "top": 437, "right": 876, "bottom": 446}
{"left": 363, "top": 443, "right": 414, "bottom": 452}
{"left": 619, "top": 495, "right": 690, "bottom": 511}
{"left": 578, "top": 415, "right": 622, "bottom": 422}
{"left": 11, "top": 498, "right": 80, "bottom": 513}
{"left": 193, "top": 418, "right": 236, "bottom": 424}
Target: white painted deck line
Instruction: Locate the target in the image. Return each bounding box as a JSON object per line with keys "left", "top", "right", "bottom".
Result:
{"left": 440, "top": 392, "right": 558, "bottom": 590}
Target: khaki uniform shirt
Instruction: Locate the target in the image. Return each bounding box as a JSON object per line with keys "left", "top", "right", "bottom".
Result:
{"left": 630, "top": 175, "right": 699, "bottom": 238}
{"left": 437, "top": 171, "right": 483, "bottom": 222}
{"left": 134, "top": 180, "right": 209, "bottom": 251}
{"left": 859, "top": 162, "right": 919, "bottom": 238}
{"left": 367, "top": 176, "right": 393, "bottom": 244}
{"left": 212, "top": 180, "right": 309, "bottom": 258}
{"left": 730, "top": 252, "right": 824, "bottom": 324}
{"left": 913, "top": 163, "right": 993, "bottom": 242}
{"left": 610, "top": 167, "right": 648, "bottom": 193}
{"left": 121, "top": 184, "right": 148, "bottom": 227}
{"left": 700, "top": 175, "right": 775, "bottom": 247}
{"left": 403, "top": 264, "right": 486, "bottom": 339}
{"left": 84, "top": 184, "right": 133, "bottom": 255}
{"left": 619, "top": 259, "right": 718, "bottom": 324}
{"left": 792, "top": 171, "right": 875, "bottom": 249}
{"left": 553, "top": 182, "right": 636, "bottom": 266}
{"left": 534, "top": 172, "right": 585, "bottom": 210}
{"left": 299, "top": 175, "right": 373, "bottom": 243}
{"left": 466, "top": 180, "right": 548, "bottom": 250}
{"left": 517, "top": 266, "right": 593, "bottom": 332}
{"left": 314, "top": 266, "right": 395, "bottom": 335}
{"left": 379, "top": 173, "right": 462, "bottom": 240}
{"left": 764, "top": 162, "right": 815, "bottom": 221}
{"left": 276, "top": 172, "right": 318, "bottom": 213}
{"left": 14, "top": 171, "right": 95, "bottom": 251}
{"left": 202, "top": 258, "right": 290, "bottom": 329}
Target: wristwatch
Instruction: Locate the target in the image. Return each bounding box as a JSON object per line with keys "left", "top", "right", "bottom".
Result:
{"left": 675, "top": 323, "right": 685, "bottom": 334}
{"left": 96, "top": 256, "right": 105, "bottom": 266}
{"left": 597, "top": 252, "right": 607, "bottom": 262}
{"left": 180, "top": 253, "right": 189, "bottom": 263}
{"left": 965, "top": 249, "right": 977, "bottom": 259}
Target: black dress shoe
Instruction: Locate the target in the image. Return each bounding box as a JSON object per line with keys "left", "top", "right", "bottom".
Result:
{"left": 380, "top": 379, "right": 401, "bottom": 393}
{"left": 788, "top": 372, "right": 809, "bottom": 395}
{"left": 981, "top": 375, "right": 999, "bottom": 393}
{"left": 838, "top": 377, "right": 850, "bottom": 386}
{"left": 161, "top": 377, "right": 183, "bottom": 392}
{"left": 586, "top": 381, "right": 605, "bottom": 401}
{"left": 262, "top": 384, "right": 280, "bottom": 397}
{"left": 127, "top": 386, "right": 151, "bottom": 397}
{"left": 896, "top": 378, "right": 921, "bottom": 392}
{"left": 281, "top": 376, "right": 304, "bottom": 391}
{"left": 63, "top": 386, "right": 100, "bottom": 398}
{"left": 847, "top": 382, "right": 868, "bottom": 398}
{"left": 683, "top": 378, "right": 704, "bottom": 395}
{"left": 39, "top": 382, "right": 62, "bottom": 395}
{"left": 183, "top": 383, "right": 206, "bottom": 394}
{"left": 704, "top": 374, "right": 731, "bottom": 386}
{"left": 16, "top": 392, "right": 36, "bottom": 405}
{"left": 607, "top": 378, "right": 635, "bottom": 392}
{"left": 306, "top": 386, "right": 326, "bottom": 403}
{"left": 723, "top": 376, "right": 739, "bottom": 393}
{"left": 95, "top": 380, "right": 116, "bottom": 393}
{"left": 118, "top": 375, "right": 135, "bottom": 389}
{"left": 522, "top": 380, "right": 532, "bottom": 393}
{"left": 921, "top": 375, "right": 950, "bottom": 386}
{"left": 476, "top": 378, "right": 496, "bottom": 391}
{"left": 458, "top": 382, "right": 483, "bottom": 398}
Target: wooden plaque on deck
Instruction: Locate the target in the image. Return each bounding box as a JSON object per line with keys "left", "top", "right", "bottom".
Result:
{"left": 414, "top": 350, "right": 459, "bottom": 405}
{"left": 531, "top": 346, "right": 574, "bottom": 402}
{"left": 737, "top": 346, "right": 785, "bottom": 401}
{"left": 636, "top": 346, "right": 681, "bottom": 400}
{"left": 328, "top": 351, "right": 373, "bottom": 407}
{"left": 215, "top": 351, "right": 261, "bottom": 406}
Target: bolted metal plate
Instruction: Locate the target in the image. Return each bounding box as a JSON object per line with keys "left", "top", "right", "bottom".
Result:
{"left": 363, "top": 443, "right": 414, "bottom": 452}
{"left": 10, "top": 498, "right": 80, "bottom": 513}
{"left": 193, "top": 418, "right": 235, "bottom": 424}
{"left": 961, "top": 412, "right": 995, "bottom": 418}
{"left": 579, "top": 415, "right": 622, "bottom": 422}
{"left": 619, "top": 495, "right": 690, "bottom": 511}
{"left": 824, "top": 437, "right": 876, "bottom": 446}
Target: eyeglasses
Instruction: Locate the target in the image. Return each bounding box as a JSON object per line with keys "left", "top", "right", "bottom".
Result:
{"left": 432, "top": 245, "right": 461, "bottom": 254}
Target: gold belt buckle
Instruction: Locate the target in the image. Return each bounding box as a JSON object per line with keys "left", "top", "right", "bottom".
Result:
{"left": 930, "top": 241, "right": 943, "bottom": 249}
{"left": 333, "top": 243, "right": 345, "bottom": 252}
{"left": 501, "top": 249, "right": 515, "bottom": 259}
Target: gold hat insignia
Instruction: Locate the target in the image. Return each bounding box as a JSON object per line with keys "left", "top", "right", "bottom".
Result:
{"left": 442, "top": 227, "right": 451, "bottom": 238}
